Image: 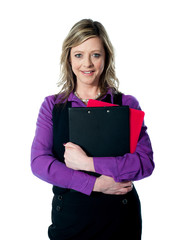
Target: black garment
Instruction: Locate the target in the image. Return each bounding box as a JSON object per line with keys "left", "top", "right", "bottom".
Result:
{"left": 48, "top": 188, "right": 141, "bottom": 240}
{"left": 48, "top": 93, "right": 142, "bottom": 240}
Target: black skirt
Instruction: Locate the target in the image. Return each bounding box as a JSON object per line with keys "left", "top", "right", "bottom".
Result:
{"left": 48, "top": 186, "right": 142, "bottom": 240}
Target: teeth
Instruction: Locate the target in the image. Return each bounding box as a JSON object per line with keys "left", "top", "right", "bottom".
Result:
{"left": 83, "top": 71, "right": 94, "bottom": 74}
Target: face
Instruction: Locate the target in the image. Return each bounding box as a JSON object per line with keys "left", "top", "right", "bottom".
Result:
{"left": 70, "top": 37, "right": 105, "bottom": 88}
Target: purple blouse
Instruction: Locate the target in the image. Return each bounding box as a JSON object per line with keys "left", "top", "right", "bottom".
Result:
{"left": 31, "top": 90, "right": 154, "bottom": 195}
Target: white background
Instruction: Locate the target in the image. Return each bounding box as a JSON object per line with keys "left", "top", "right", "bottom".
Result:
{"left": 0, "top": 0, "right": 180, "bottom": 239}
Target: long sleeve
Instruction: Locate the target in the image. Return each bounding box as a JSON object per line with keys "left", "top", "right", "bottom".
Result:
{"left": 31, "top": 96, "right": 96, "bottom": 195}
{"left": 93, "top": 94, "right": 154, "bottom": 182}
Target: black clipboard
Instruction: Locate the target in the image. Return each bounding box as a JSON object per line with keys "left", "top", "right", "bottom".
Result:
{"left": 68, "top": 106, "right": 130, "bottom": 157}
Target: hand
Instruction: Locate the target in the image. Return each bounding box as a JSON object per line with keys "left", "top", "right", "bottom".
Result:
{"left": 93, "top": 175, "right": 133, "bottom": 195}
{"left": 64, "top": 142, "right": 94, "bottom": 171}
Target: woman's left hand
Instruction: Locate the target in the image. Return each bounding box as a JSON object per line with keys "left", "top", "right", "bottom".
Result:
{"left": 64, "top": 142, "right": 94, "bottom": 171}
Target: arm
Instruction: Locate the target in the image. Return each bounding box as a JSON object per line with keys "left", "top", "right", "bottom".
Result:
{"left": 64, "top": 142, "right": 133, "bottom": 194}
{"left": 93, "top": 95, "right": 154, "bottom": 182}
{"left": 65, "top": 95, "right": 154, "bottom": 182}
{"left": 31, "top": 96, "right": 96, "bottom": 195}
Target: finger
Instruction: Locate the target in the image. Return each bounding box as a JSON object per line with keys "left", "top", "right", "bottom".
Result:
{"left": 64, "top": 142, "right": 79, "bottom": 148}
{"left": 120, "top": 186, "right": 133, "bottom": 194}
{"left": 120, "top": 181, "right": 132, "bottom": 188}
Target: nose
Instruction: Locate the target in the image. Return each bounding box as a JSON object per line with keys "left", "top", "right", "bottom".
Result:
{"left": 83, "top": 55, "right": 93, "bottom": 68}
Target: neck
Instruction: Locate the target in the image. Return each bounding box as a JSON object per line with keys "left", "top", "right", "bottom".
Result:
{"left": 75, "top": 85, "right": 100, "bottom": 100}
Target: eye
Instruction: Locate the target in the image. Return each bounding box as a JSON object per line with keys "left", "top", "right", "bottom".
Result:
{"left": 75, "top": 54, "right": 82, "bottom": 58}
{"left": 93, "top": 53, "right": 101, "bottom": 58}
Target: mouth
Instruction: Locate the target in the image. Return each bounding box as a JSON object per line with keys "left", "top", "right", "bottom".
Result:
{"left": 81, "top": 70, "right": 95, "bottom": 75}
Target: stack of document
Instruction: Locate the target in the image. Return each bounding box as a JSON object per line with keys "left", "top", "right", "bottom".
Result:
{"left": 68, "top": 99, "right": 144, "bottom": 158}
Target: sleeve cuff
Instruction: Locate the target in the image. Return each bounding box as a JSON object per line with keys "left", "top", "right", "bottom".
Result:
{"left": 93, "top": 156, "right": 119, "bottom": 178}
{"left": 69, "top": 170, "right": 97, "bottom": 196}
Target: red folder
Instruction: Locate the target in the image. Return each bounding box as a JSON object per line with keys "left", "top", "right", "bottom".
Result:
{"left": 87, "top": 99, "right": 145, "bottom": 153}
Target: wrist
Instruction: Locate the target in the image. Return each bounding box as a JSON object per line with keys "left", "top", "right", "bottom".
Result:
{"left": 84, "top": 157, "right": 95, "bottom": 172}
{"left": 93, "top": 177, "right": 101, "bottom": 192}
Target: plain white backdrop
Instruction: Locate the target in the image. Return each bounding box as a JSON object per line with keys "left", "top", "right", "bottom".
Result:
{"left": 0, "top": 0, "right": 180, "bottom": 239}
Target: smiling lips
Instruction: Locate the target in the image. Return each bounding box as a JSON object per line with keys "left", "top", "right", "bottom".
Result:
{"left": 81, "top": 70, "right": 95, "bottom": 75}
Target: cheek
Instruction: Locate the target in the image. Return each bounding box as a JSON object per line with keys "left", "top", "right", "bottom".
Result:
{"left": 97, "top": 60, "right": 105, "bottom": 74}
{"left": 71, "top": 62, "right": 80, "bottom": 74}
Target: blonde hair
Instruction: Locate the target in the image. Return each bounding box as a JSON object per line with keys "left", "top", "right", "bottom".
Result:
{"left": 57, "top": 19, "right": 119, "bottom": 101}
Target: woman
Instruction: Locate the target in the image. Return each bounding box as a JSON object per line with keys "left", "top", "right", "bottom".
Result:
{"left": 31, "top": 19, "right": 154, "bottom": 240}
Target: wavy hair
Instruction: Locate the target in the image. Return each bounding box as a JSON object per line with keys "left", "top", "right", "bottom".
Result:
{"left": 57, "top": 19, "right": 119, "bottom": 101}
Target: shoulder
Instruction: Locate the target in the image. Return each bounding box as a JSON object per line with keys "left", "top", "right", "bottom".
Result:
{"left": 42, "top": 94, "right": 64, "bottom": 107}
{"left": 42, "top": 94, "right": 56, "bottom": 109}
{"left": 121, "top": 93, "right": 141, "bottom": 110}
{"left": 40, "top": 93, "right": 68, "bottom": 115}
{"left": 39, "top": 94, "right": 58, "bottom": 117}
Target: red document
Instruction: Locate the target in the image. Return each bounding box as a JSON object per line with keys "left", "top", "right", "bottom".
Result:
{"left": 87, "top": 99, "right": 145, "bottom": 153}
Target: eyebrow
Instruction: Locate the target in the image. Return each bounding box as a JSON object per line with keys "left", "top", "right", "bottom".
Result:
{"left": 72, "top": 50, "right": 103, "bottom": 54}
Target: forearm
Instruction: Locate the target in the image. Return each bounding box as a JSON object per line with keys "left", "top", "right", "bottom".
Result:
{"left": 93, "top": 127, "right": 154, "bottom": 182}
{"left": 65, "top": 134, "right": 154, "bottom": 182}
{"left": 31, "top": 147, "right": 96, "bottom": 195}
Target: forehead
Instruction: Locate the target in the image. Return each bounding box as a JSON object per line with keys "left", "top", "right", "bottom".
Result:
{"left": 71, "top": 37, "right": 104, "bottom": 52}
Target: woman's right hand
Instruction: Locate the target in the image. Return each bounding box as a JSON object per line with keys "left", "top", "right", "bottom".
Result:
{"left": 93, "top": 175, "right": 133, "bottom": 195}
